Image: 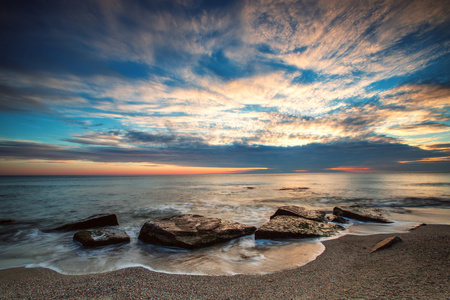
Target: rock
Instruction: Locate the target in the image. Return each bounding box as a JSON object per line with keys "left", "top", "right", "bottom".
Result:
{"left": 333, "top": 206, "right": 392, "bottom": 223}
{"left": 329, "top": 215, "right": 349, "bottom": 224}
{"left": 278, "top": 187, "right": 309, "bottom": 191}
{"left": 409, "top": 223, "right": 427, "bottom": 231}
{"left": 370, "top": 236, "right": 402, "bottom": 253}
{"left": 138, "top": 214, "right": 257, "bottom": 249}
{"left": 255, "top": 215, "right": 342, "bottom": 240}
{"left": 49, "top": 214, "right": 119, "bottom": 231}
{"left": 270, "top": 206, "right": 326, "bottom": 222}
{"left": 74, "top": 228, "right": 130, "bottom": 247}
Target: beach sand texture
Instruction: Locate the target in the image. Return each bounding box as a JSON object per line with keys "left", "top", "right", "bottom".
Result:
{"left": 0, "top": 224, "right": 448, "bottom": 299}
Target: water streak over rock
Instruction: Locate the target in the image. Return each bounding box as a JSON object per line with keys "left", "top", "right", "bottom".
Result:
{"left": 74, "top": 228, "right": 130, "bottom": 247}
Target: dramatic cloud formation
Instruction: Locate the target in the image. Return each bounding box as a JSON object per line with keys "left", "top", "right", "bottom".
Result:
{"left": 0, "top": 0, "right": 449, "bottom": 174}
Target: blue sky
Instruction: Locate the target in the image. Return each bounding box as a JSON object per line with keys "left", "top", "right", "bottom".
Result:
{"left": 0, "top": 0, "right": 449, "bottom": 174}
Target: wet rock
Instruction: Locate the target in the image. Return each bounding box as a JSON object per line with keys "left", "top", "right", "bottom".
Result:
{"left": 255, "top": 215, "right": 342, "bottom": 240}
{"left": 138, "top": 214, "right": 257, "bottom": 249}
{"left": 409, "top": 223, "right": 427, "bottom": 231}
{"left": 49, "top": 214, "right": 119, "bottom": 231}
{"left": 270, "top": 206, "right": 326, "bottom": 222}
{"left": 74, "top": 228, "right": 130, "bottom": 247}
{"left": 333, "top": 206, "right": 392, "bottom": 223}
{"left": 370, "top": 236, "right": 402, "bottom": 253}
{"left": 328, "top": 215, "right": 349, "bottom": 224}
{"left": 278, "top": 187, "right": 309, "bottom": 191}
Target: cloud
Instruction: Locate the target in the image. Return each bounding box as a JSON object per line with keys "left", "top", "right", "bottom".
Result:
{"left": 0, "top": 84, "right": 47, "bottom": 112}
{"left": 424, "top": 143, "right": 450, "bottom": 152}
{"left": 324, "top": 167, "right": 375, "bottom": 173}
{"left": 1, "top": 138, "right": 449, "bottom": 173}
{"left": 0, "top": 0, "right": 449, "bottom": 173}
{"left": 62, "top": 131, "right": 123, "bottom": 146}
{"left": 401, "top": 156, "right": 450, "bottom": 162}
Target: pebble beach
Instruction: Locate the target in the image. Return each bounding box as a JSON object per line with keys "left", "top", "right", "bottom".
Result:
{"left": 1, "top": 224, "right": 448, "bottom": 299}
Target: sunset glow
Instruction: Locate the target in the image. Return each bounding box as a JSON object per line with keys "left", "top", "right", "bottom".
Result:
{"left": 324, "top": 167, "right": 378, "bottom": 173}
{"left": 0, "top": 160, "right": 266, "bottom": 176}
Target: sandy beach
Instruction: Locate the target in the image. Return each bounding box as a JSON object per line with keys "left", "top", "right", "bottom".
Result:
{"left": 1, "top": 224, "right": 449, "bottom": 299}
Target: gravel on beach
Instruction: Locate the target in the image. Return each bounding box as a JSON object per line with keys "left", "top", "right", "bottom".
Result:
{"left": 0, "top": 224, "right": 449, "bottom": 299}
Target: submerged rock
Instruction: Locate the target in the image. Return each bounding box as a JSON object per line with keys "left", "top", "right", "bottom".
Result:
{"left": 370, "top": 236, "right": 402, "bottom": 253}
{"left": 49, "top": 214, "right": 119, "bottom": 231}
{"left": 255, "top": 215, "right": 342, "bottom": 240}
{"left": 333, "top": 206, "right": 392, "bottom": 223}
{"left": 74, "top": 228, "right": 130, "bottom": 247}
{"left": 138, "top": 214, "right": 256, "bottom": 249}
{"left": 270, "top": 206, "right": 326, "bottom": 222}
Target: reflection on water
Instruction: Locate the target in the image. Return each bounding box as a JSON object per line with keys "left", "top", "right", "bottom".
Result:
{"left": 0, "top": 173, "right": 448, "bottom": 275}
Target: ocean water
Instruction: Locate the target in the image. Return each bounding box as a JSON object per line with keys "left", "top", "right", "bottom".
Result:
{"left": 0, "top": 173, "right": 449, "bottom": 275}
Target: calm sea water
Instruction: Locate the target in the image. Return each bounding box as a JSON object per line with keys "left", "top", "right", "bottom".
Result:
{"left": 0, "top": 173, "right": 449, "bottom": 275}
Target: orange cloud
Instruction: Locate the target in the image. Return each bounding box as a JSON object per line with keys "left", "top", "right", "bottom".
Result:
{"left": 398, "top": 156, "right": 450, "bottom": 164}
{"left": 324, "top": 167, "right": 377, "bottom": 173}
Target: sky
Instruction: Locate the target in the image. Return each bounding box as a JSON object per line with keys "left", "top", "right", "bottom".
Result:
{"left": 0, "top": 0, "right": 449, "bottom": 175}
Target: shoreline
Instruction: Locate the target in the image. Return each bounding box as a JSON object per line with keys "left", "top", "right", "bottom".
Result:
{"left": 1, "top": 224, "right": 449, "bottom": 299}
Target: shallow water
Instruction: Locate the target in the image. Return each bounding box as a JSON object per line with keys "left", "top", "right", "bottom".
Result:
{"left": 0, "top": 173, "right": 448, "bottom": 275}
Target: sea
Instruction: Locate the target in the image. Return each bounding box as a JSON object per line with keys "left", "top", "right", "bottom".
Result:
{"left": 0, "top": 173, "right": 449, "bottom": 275}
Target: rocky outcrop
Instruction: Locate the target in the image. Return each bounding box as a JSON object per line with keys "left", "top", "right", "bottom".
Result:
{"left": 74, "top": 228, "right": 130, "bottom": 247}
{"left": 333, "top": 206, "right": 392, "bottom": 223}
{"left": 370, "top": 236, "right": 402, "bottom": 253}
{"left": 255, "top": 215, "right": 342, "bottom": 240}
{"left": 270, "top": 206, "right": 326, "bottom": 222}
{"left": 49, "top": 214, "right": 119, "bottom": 231}
{"left": 138, "top": 214, "right": 256, "bottom": 249}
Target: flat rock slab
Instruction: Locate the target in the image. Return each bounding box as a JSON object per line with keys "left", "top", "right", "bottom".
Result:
{"left": 370, "top": 236, "right": 402, "bottom": 253}
{"left": 333, "top": 206, "right": 392, "bottom": 223}
{"left": 74, "top": 228, "right": 130, "bottom": 247}
{"left": 138, "top": 214, "right": 257, "bottom": 249}
{"left": 270, "top": 206, "right": 326, "bottom": 222}
{"left": 50, "top": 214, "right": 119, "bottom": 231}
{"left": 255, "top": 215, "right": 342, "bottom": 240}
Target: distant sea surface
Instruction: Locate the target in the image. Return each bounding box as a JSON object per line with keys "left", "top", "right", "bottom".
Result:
{"left": 0, "top": 173, "right": 449, "bottom": 275}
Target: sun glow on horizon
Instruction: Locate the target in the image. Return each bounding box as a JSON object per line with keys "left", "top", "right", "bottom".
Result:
{"left": 0, "top": 159, "right": 267, "bottom": 175}
{"left": 324, "top": 167, "right": 379, "bottom": 173}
